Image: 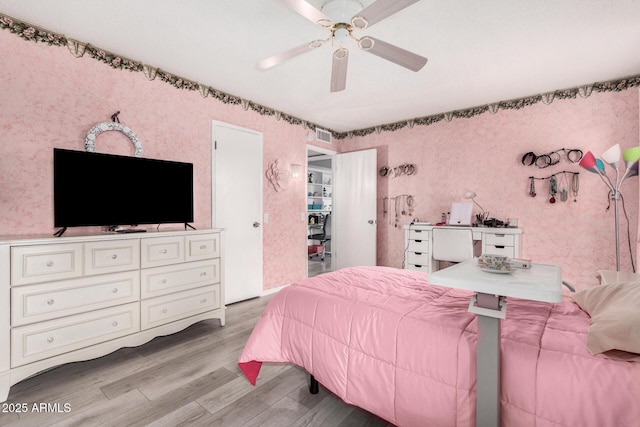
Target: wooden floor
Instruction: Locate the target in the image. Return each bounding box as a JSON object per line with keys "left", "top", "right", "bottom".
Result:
{"left": 308, "top": 254, "right": 333, "bottom": 278}
{"left": 0, "top": 294, "right": 392, "bottom": 427}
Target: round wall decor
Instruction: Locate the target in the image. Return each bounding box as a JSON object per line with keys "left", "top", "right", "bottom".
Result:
{"left": 84, "top": 121, "right": 143, "bottom": 157}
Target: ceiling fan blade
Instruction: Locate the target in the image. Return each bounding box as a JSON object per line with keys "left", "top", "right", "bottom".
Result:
{"left": 278, "top": 0, "right": 332, "bottom": 26}
{"left": 330, "top": 48, "right": 349, "bottom": 92}
{"left": 360, "top": 36, "right": 427, "bottom": 71}
{"left": 257, "top": 40, "right": 324, "bottom": 69}
{"left": 354, "top": 0, "right": 420, "bottom": 28}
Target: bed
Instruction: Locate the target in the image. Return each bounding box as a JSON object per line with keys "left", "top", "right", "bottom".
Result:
{"left": 238, "top": 266, "right": 640, "bottom": 427}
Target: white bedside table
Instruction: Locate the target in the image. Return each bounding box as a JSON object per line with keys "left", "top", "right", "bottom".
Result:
{"left": 429, "top": 258, "right": 563, "bottom": 427}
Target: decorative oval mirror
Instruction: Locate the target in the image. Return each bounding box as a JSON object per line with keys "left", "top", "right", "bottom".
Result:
{"left": 84, "top": 121, "right": 143, "bottom": 157}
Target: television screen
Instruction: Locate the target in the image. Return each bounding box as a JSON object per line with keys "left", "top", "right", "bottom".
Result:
{"left": 53, "top": 148, "right": 194, "bottom": 229}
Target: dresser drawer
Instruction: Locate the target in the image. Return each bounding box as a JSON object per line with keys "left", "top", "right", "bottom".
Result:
{"left": 84, "top": 240, "right": 140, "bottom": 275}
{"left": 11, "top": 244, "right": 83, "bottom": 286}
{"left": 11, "top": 271, "right": 139, "bottom": 326}
{"left": 140, "top": 285, "right": 220, "bottom": 330}
{"left": 141, "top": 236, "right": 184, "bottom": 268}
{"left": 186, "top": 234, "right": 220, "bottom": 261}
{"left": 407, "top": 239, "right": 429, "bottom": 252}
{"left": 141, "top": 259, "right": 220, "bottom": 299}
{"left": 406, "top": 251, "right": 430, "bottom": 266}
{"left": 408, "top": 229, "right": 430, "bottom": 240}
{"left": 11, "top": 303, "right": 140, "bottom": 367}
{"left": 484, "top": 233, "right": 515, "bottom": 246}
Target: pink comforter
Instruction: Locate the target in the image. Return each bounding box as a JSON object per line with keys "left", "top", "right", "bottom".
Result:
{"left": 238, "top": 266, "right": 640, "bottom": 427}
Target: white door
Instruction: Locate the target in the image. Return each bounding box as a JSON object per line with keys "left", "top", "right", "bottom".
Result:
{"left": 333, "top": 149, "right": 377, "bottom": 268}
{"left": 212, "top": 121, "right": 263, "bottom": 304}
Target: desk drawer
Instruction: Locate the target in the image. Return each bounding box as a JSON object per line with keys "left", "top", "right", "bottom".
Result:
{"left": 141, "top": 236, "right": 184, "bottom": 268}
{"left": 407, "top": 239, "right": 429, "bottom": 252}
{"left": 484, "top": 233, "right": 515, "bottom": 246}
{"left": 11, "top": 244, "right": 83, "bottom": 286}
{"left": 406, "top": 264, "right": 429, "bottom": 274}
{"left": 11, "top": 271, "right": 139, "bottom": 326}
{"left": 84, "top": 240, "right": 140, "bottom": 275}
{"left": 141, "top": 285, "right": 220, "bottom": 330}
{"left": 11, "top": 303, "right": 140, "bottom": 367}
{"left": 484, "top": 245, "right": 516, "bottom": 257}
{"left": 141, "top": 259, "right": 220, "bottom": 299}
{"left": 407, "top": 251, "right": 430, "bottom": 266}
{"left": 408, "top": 229, "right": 430, "bottom": 240}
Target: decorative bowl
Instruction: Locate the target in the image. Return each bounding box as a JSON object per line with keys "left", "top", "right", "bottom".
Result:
{"left": 478, "top": 254, "right": 512, "bottom": 272}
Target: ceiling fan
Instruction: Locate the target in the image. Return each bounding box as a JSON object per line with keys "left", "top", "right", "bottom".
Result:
{"left": 258, "top": 0, "right": 428, "bottom": 92}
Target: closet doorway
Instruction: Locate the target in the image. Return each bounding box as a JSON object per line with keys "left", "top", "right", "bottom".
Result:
{"left": 307, "top": 146, "right": 334, "bottom": 277}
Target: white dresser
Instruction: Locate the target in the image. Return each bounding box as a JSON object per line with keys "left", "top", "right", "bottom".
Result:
{"left": 0, "top": 229, "right": 224, "bottom": 402}
{"left": 404, "top": 224, "right": 522, "bottom": 274}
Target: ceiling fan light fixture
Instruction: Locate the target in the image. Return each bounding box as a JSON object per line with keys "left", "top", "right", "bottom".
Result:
{"left": 332, "top": 24, "right": 351, "bottom": 45}
{"left": 309, "top": 39, "right": 325, "bottom": 49}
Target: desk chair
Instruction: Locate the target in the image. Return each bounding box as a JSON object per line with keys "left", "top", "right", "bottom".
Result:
{"left": 308, "top": 213, "right": 331, "bottom": 261}
{"left": 432, "top": 228, "right": 474, "bottom": 270}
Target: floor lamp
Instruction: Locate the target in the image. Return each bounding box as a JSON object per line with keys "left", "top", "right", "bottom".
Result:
{"left": 579, "top": 144, "right": 640, "bottom": 271}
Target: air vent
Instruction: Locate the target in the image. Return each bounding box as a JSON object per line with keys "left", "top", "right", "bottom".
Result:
{"left": 315, "top": 128, "right": 332, "bottom": 144}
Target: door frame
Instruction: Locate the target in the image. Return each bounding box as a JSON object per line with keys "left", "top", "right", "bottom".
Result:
{"left": 306, "top": 144, "right": 336, "bottom": 277}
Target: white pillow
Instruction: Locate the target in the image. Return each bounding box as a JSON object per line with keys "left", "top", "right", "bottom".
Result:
{"left": 571, "top": 282, "right": 640, "bottom": 355}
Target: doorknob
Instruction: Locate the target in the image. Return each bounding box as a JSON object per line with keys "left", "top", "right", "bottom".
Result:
{"left": 368, "top": 219, "right": 375, "bottom": 224}
{"left": 253, "top": 222, "right": 261, "bottom": 228}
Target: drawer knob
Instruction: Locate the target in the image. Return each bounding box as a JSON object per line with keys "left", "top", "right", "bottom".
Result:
{"left": 47, "top": 299, "right": 55, "bottom": 305}
{"left": 47, "top": 337, "right": 54, "bottom": 344}
{"left": 111, "top": 254, "right": 118, "bottom": 259}
{"left": 200, "top": 245, "right": 207, "bottom": 250}
{"left": 46, "top": 261, "right": 54, "bottom": 267}
{"left": 112, "top": 321, "right": 118, "bottom": 327}
{"left": 112, "top": 288, "right": 119, "bottom": 294}
{"left": 161, "top": 279, "right": 167, "bottom": 284}
{"left": 200, "top": 272, "right": 207, "bottom": 277}
{"left": 160, "top": 249, "right": 168, "bottom": 254}
{"left": 201, "top": 298, "right": 208, "bottom": 304}
{"left": 162, "top": 308, "right": 168, "bottom": 314}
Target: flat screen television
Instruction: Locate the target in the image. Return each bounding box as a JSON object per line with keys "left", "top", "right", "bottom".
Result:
{"left": 53, "top": 148, "right": 194, "bottom": 233}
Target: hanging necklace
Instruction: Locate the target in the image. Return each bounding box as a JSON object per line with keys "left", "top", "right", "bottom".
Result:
{"left": 559, "top": 172, "right": 569, "bottom": 202}
{"left": 572, "top": 173, "right": 579, "bottom": 202}
{"left": 549, "top": 175, "right": 557, "bottom": 203}
{"left": 529, "top": 177, "right": 537, "bottom": 197}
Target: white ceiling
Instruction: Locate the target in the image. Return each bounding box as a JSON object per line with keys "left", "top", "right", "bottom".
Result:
{"left": 1, "top": 0, "right": 640, "bottom": 134}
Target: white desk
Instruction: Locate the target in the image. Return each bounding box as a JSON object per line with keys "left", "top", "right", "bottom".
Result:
{"left": 404, "top": 224, "right": 523, "bottom": 273}
{"left": 429, "top": 259, "right": 562, "bottom": 427}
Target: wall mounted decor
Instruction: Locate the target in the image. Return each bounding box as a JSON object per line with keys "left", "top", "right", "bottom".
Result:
{"left": 379, "top": 164, "right": 416, "bottom": 177}
{"left": 528, "top": 171, "right": 579, "bottom": 202}
{"left": 84, "top": 111, "right": 143, "bottom": 157}
{"left": 521, "top": 148, "right": 583, "bottom": 168}
{"left": 265, "top": 159, "right": 284, "bottom": 192}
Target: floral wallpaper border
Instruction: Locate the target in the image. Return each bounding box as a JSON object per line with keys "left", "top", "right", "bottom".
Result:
{"left": 2, "top": 12, "right": 639, "bottom": 141}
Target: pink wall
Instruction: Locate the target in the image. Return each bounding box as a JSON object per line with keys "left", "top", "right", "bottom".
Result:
{"left": 0, "top": 30, "right": 327, "bottom": 290}
{"left": 344, "top": 90, "right": 640, "bottom": 289}
{"left": 1, "top": 29, "right": 639, "bottom": 291}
